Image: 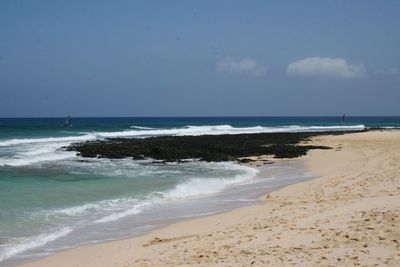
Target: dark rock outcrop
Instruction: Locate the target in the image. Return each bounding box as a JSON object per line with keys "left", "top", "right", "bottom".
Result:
{"left": 66, "top": 131, "right": 361, "bottom": 162}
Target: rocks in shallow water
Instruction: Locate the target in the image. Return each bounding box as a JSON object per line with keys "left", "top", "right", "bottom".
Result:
{"left": 238, "top": 158, "right": 253, "bottom": 164}
{"left": 65, "top": 131, "right": 358, "bottom": 162}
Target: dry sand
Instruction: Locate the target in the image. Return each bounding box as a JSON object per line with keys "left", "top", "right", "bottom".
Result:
{"left": 19, "top": 130, "right": 400, "bottom": 266}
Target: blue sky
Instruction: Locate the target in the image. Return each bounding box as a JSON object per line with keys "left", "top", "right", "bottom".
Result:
{"left": 0, "top": 1, "right": 399, "bottom": 117}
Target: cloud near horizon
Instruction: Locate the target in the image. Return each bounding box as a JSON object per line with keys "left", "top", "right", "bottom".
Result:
{"left": 286, "top": 57, "right": 366, "bottom": 79}
{"left": 216, "top": 57, "right": 267, "bottom": 77}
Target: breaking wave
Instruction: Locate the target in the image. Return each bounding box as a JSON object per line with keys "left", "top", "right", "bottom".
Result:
{"left": 0, "top": 124, "right": 365, "bottom": 167}
{"left": 0, "top": 227, "right": 73, "bottom": 262}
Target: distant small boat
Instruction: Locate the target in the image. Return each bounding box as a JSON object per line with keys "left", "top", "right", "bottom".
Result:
{"left": 62, "top": 116, "right": 72, "bottom": 127}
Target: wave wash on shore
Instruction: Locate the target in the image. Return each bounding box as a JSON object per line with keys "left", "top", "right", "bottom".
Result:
{"left": 0, "top": 160, "right": 261, "bottom": 263}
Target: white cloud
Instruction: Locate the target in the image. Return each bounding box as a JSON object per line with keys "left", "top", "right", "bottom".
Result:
{"left": 374, "top": 67, "right": 399, "bottom": 76}
{"left": 286, "top": 57, "right": 365, "bottom": 79}
{"left": 216, "top": 57, "right": 267, "bottom": 77}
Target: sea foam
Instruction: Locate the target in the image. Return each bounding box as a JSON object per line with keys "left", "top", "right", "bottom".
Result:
{"left": 30, "top": 162, "right": 258, "bottom": 227}
{"left": 92, "top": 124, "right": 366, "bottom": 138}
{"left": 0, "top": 124, "right": 365, "bottom": 167}
{"left": 0, "top": 134, "right": 97, "bottom": 147}
{"left": 162, "top": 164, "right": 259, "bottom": 200}
{"left": 0, "top": 227, "right": 73, "bottom": 262}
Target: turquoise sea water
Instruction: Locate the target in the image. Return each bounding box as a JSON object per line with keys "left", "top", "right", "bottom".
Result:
{"left": 0, "top": 116, "right": 399, "bottom": 265}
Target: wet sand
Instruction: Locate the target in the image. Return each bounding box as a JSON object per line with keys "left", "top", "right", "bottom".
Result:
{"left": 19, "top": 130, "right": 400, "bottom": 266}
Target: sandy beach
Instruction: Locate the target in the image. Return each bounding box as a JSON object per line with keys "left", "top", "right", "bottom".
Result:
{"left": 19, "top": 130, "right": 400, "bottom": 266}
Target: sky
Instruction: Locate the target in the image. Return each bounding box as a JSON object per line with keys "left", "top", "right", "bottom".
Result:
{"left": 0, "top": 0, "right": 399, "bottom": 117}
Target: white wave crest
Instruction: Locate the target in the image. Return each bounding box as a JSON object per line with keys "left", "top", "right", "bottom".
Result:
{"left": 42, "top": 163, "right": 258, "bottom": 225}
{"left": 0, "top": 152, "right": 76, "bottom": 167}
{"left": 163, "top": 163, "right": 258, "bottom": 200}
{"left": 380, "top": 126, "right": 400, "bottom": 129}
{"left": 0, "top": 134, "right": 97, "bottom": 167}
{"left": 0, "top": 227, "right": 72, "bottom": 262}
{"left": 45, "top": 197, "right": 143, "bottom": 217}
{"left": 0, "top": 134, "right": 97, "bottom": 147}
{"left": 90, "top": 124, "right": 366, "bottom": 139}
{"left": 0, "top": 140, "right": 78, "bottom": 167}
{"left": 130, "top": 125, "right": 156, "bottom": 130}
{"left": 93, "top": 203, "right": 148, "bottom": 223}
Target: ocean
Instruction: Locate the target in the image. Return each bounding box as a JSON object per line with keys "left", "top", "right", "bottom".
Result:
{"left": 0, "top": 116, "right": 399, "bottom": 265}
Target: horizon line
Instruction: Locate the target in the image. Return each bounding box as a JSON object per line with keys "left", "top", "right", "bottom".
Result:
{"left": 1, "top": 115, "right": 400, "bottom": 119}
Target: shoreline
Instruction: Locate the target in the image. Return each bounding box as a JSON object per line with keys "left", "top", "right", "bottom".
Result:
{"left": 18, "top": 130, "right": 400, "bottom": 266}
{"left": 5, "top": 159, "right": 313, "bottom": 266}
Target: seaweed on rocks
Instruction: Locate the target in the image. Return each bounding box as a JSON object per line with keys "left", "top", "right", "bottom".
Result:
{"left": 66, "top": 131, "right": 360, "bottom": 162}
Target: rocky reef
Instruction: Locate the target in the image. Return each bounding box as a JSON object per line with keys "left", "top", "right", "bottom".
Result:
{"left": 66, "top": 131, "right": 363, "bottom": 162}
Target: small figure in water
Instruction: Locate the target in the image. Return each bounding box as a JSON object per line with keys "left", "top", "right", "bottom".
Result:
{"left": 62, "top": 115, "right": 72, "bottom": 127}
{"left": 340, "top": 113, "right": 345, "bottom": 126}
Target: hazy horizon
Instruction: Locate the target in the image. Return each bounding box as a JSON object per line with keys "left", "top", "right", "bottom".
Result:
{"left": 1, "top": 115, "right": 400, "bottom": 119}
